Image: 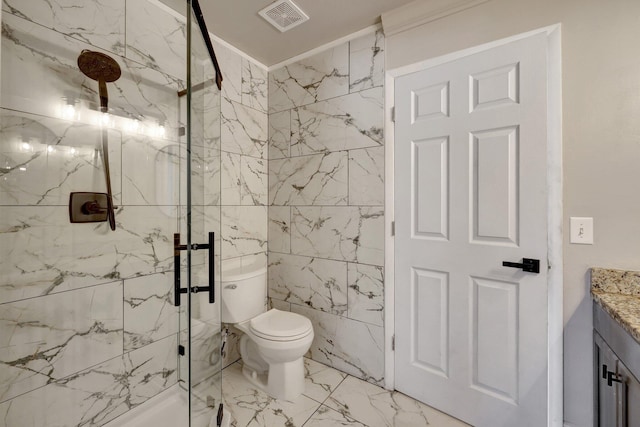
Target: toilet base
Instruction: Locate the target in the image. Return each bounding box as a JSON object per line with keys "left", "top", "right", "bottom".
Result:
{"left": 241, "top": 357, "right": 305, "bottom": 402}
{"left": 239, "top": 333, "right": 308, "bottom": 402}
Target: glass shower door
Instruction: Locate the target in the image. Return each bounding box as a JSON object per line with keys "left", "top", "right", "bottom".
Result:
{"left": 183, "top": 1, "right": 223, "bottom": 426}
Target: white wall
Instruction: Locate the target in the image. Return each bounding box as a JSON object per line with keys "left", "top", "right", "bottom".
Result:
{"left": 384, "top": 0, "right": 640, "bottom": 425}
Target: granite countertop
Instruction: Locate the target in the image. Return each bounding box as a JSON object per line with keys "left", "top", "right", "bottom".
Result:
{"left": 591, "top": 267, "right": 640, "bottom": 344}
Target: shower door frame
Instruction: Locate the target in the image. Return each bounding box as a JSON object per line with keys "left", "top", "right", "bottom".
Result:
{"left": 183, "top": 0, "right": 224, "bottom": 425}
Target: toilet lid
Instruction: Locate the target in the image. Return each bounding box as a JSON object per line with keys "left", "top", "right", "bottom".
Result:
{"left": 249, "top": 309, "right": 312, "bottom": 341}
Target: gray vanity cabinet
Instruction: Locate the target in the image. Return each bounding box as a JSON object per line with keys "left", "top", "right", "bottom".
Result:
{"left": 594, "top": 304, "right": 640, "bottom": 427}
{"left": 617, "top": 360, "right": 640, "bottom": 425}
{"left": 595, "top": 332, "right": 620, "bottom": 425}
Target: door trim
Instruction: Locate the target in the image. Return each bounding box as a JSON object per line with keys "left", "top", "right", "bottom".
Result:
{"left": 384, "top": 24, "right": 563, "bottom": 426}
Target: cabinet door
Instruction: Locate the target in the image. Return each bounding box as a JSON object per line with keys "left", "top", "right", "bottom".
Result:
{"left": 595, "top": 332, "right": 620, "bottom": 426}
{"left": 616, "top": 360, "right": 640, "bottom": 427}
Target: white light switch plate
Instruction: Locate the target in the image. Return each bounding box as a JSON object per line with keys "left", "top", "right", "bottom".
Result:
{"left": 570, "top": 217, "right": 593, "bottom": 244}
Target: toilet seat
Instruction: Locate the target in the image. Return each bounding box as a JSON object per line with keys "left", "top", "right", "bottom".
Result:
{"left": 249, "top": 309, "right": 312, "bottom": 342}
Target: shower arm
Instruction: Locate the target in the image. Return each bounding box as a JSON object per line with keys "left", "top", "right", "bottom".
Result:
{"left": 98, "top": 76, "right": 116, "bottom": 231}
{"left": 100, "top": 127, "right": 116, "bottom": 231}
{"left": 76, "top": 50, "right": 120, "bottom": 231}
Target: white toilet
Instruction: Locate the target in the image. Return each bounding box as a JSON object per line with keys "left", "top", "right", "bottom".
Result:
{"left": 221, "top": 259, "right": 314, "bottom": 401}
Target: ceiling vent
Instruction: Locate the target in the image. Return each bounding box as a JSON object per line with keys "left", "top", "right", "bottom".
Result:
{"left": 259, "top": 0, "right": 309, "bottom": 32}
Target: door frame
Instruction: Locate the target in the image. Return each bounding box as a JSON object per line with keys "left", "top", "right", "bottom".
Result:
{"left": 384, "top": 24, "right": 563, "bottom": 426}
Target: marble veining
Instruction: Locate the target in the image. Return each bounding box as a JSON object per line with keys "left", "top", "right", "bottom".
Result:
{"left": 123, "top": 336, "right": 178, "bottom": 407}
{"left": 241, "top": 59, "right": 268, "bottom": 113}
{"left": 221, "top": 206, "right": 267, "bottom": 259}
{"left": 221, "top": 151, "right": 242, "bottom": 205}
{"left": 0, "top": 205, "right": 176, "bottom": 304}
{"left": 0, "top": 1, "right": 240, "bottom": 425}
{"left": 269, "top": 297, "right": 291, "bottom": 313}
{"left": 2, "top": 0, "right": 126, "bottom": 56}
{"left": 303, "top": 405, "right": 366, "bottom": 427}
{"left": 291, "top": 206, "right": 384, "bottom": 266}
{"left": 222, "top": 361, "right": 320, "bottom": 426}
{"left": 180, "top": 143, "right": 208, "bottom": 208}
{"left": 268, "top": 207, "right": 291, "bottom": 254}
{"left": 324, "top": 375, "right": 469, "bottom": 427}
{"left": 268, "top": 110, "right": 291, "bottom": 160}
{"left": 2, "top": 13, "right": 183, "bottom": 134}
{"left": 347, "top": 263, "right": 384, "bottom": 327}
{"left": 291, "top": 305, "right": 384, "bottom": 386}
{"left": 0, "top": 281, "right": 123, "bottom": 403}
{"left": 349, "top": 29, "right": 385, "bottom": 92}
{"left": 221, "top": 99, "right": 268, "bottom": 159}
{"left": 2, "top": 18, "right": 184, "bottom": 146}
{"left": 217, "top": 356, "right": 466, "bottom": 427}
{"left": 0, "top": 111, "right": 122, "bottom": 206}
{"left": 302, "top": 357, "right": 348, "bottom": 403}
{"left": 240, "top": 156, "right": 268, "bottom": 206}
{"left": 269, "top": 44, "right": 349, "bottom": 114}
{"left": 269, "top": 253, "right": 348, "bottom": 316}
{"left": 267, "top": 30, "right": 387, "bottom": 391}
{"left": 189, "top": 77, "right": 222, "bottom": 150}
{"left": 0, "top": 354, "right": 128, "bottom": 426}
{"left": 0, "top": 336, "right": 177, "bottom": 427}
{"left": 591, "top": 267, "right": 640, "bottom": 344}
{"left": 269, "top": 152, "right": 348, "bottom": 206}
{"left": 124, "top": 272, "right": 178, "bottom": 351}
{"left": 125, "top": 0, "right": 186, "bottom": 81}
{"left": 348, "top": 147, "right": 384, "bottom": 206}
{"left": 213, "top": 42, "right": 242, "bottom": 104}
{"left": 290, "top": 87, "right": 384, "bottom": 156}
{"left": 203, "top": 147, "right": 222, "bottom": 206}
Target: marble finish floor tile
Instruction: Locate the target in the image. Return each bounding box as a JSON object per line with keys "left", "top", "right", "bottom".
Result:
{"left": 324, "top": 375, "right": 469, "bottom": 427}
{"left": 302, "top": 358, "right": 347, "bottom": 403}
{"left": 221, "top": 358, "right": 466, "bottom": 427}
{"left": 221, "top": 362, "right": 319, "bottom": 427}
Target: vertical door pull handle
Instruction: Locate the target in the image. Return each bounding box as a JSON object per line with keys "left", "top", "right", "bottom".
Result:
{"left": 208, "top": 232, "right": 215, "bottom": 304}
{"left": 173, "top": 232, "right": 215, "bottom": 306}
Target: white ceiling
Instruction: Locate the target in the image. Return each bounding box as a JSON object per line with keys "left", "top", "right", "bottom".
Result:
{"left": 197, "top": 0, "right": 417, "bottom": 67}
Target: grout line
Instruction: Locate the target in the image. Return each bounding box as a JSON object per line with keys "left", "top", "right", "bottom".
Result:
{"left": 268, "top": 83, "right": 384, "bottom": 116}
{"left": 266, "top": 250, "right": 384, "bottom": 269}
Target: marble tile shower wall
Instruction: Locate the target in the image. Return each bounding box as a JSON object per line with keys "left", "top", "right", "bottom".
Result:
{"left": 267, "top": 30, "right": 385, "bottom": 386}
{"left": 0, "top": 3, "right": 181, "bottom": 426}
{"left": 213, "top": 29, "right": 269, "bottom": 369}
{"left": 0, "top": 1, "right": 266, "bottom": 426}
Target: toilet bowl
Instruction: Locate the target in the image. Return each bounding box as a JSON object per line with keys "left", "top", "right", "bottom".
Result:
{"left": 221, "top": 257, "right": 314, "bottom": 401}
{"left": 236, "top": 309, "right": 313, "bottom": 400}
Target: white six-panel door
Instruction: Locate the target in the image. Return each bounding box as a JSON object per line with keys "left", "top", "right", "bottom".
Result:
{"left": 394, "top": 32, "right": 549, "bottom": 426}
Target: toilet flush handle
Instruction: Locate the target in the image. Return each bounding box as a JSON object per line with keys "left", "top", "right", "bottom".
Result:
{"left": 225, "top": 284, "right": 237, "bottom": 289}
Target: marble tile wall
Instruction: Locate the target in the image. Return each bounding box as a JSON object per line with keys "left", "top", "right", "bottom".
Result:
{"left": 1, "top": 0, "right": 383, "bottom": 423}
{"left": 0, "top": 1, "right": 269, "bottom": 425}
{"left": 213, "top": 40, "right": 268, "bottom": 263}
{"left": 267, "top": 29, "right": 386, "bottom": 386}
{"left": 209, "top": 40, "right": 268, "bottom": 370}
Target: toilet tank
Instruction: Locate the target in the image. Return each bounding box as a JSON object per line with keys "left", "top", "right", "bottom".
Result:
{"left": 220, "top": 258, "right": 267, "bottom": 324}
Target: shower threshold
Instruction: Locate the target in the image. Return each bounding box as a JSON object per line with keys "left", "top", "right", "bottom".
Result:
{"left": 103, "top": 384, "right": 230, "bottom": 427}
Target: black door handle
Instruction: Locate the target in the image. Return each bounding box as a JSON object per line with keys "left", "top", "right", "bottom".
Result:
{"left": 173, "top": 232, "right": 215, "bottom": 306}
{"left": 603, "top": 364, "right": 623, "bottom": 386}
{"left": 502, "top": 258, "right": 540, "bottom": 273}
